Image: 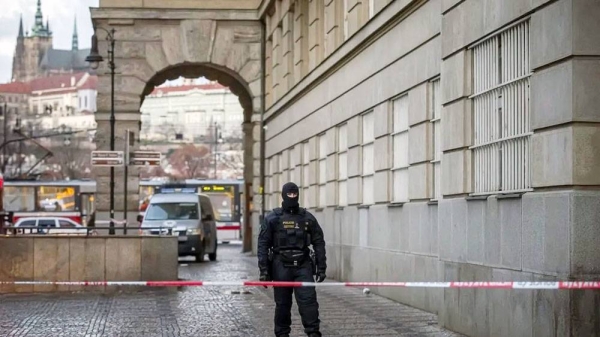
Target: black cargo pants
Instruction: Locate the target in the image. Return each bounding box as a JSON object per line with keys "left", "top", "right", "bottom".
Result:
{"left": 272, "top": 256, "right": 320, "bottom": 337}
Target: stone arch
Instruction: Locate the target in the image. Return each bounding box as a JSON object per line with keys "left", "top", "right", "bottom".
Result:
{"left": 140, "top": 62, "right": 254, "bottom": 123}
{"left": 91, "top": 12, "right": 263, "bottom": 250}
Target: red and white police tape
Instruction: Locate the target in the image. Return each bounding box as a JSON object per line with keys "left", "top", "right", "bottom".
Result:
{"left": 1, "top": 281, "right": 600, "bottom": 289}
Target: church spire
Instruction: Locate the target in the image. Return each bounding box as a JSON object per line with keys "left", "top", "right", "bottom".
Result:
{"left": 18, "top": 14, "right": 24, "bottom": 38}
{"left": 72, "top": 16, "right": 78, "bottom": 51}
{"left": 35, "top": 0, "right": 43, "bottom": 27}
{"left": 31, "top": 0, "right": 48, "bottom": 37}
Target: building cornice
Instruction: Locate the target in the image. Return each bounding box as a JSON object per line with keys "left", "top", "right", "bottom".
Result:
{"left": 91, "top": 8, "right": 259, "bottom": 21}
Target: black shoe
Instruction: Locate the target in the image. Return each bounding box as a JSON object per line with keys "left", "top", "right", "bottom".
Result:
{"left": 307, "top": 333, "right": 321, "bottom": 337}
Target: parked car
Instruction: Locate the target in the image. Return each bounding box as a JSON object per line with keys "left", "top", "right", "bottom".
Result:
{"left": 13, "top": 217, "right": 92, "bottom": 235}
{"left": 139, "top": 192, "right": 218, "bottom": 262}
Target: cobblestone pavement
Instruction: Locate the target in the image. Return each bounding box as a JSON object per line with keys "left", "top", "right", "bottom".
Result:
{"left": 0, "top": 243, "right": 462, "bottom": 337}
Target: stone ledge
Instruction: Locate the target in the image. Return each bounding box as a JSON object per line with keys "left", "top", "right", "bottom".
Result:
{"left": 92, "top": 8, "right": 259, "bottom": 21}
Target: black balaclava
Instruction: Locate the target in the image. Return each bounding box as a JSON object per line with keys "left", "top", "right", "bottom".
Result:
{"left": 281, "top": 182, "right": 300, "bottom": 212}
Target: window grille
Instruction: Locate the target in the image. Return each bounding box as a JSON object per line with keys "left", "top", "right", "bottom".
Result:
{"left": 470, "top": 20, "right": 531, "bottom": 194}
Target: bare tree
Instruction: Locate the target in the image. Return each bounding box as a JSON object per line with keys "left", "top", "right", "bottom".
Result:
{"left": 42, "top": 136, "right": 93, "bottom": 180}
{"left": 168, "top": 144, "right": 211, "bottom": 179}
{"left": 216, "top": 150, "right": 244, "bottom": 179}
{"left": 140, "top": 165, "right": 171, "bottom": 179}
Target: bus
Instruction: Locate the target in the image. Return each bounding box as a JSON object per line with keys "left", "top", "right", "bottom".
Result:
{"left": 2, "top": 179, "right": 96, "bottom": 225}
{"left": 140, "top": 179, "right": 244, "bottom": 242}
{"left": 1, "top": 179, "right": 244, "bottom": 240}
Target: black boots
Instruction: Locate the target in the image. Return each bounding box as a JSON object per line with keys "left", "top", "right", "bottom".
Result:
{"left": 308, "top": 333, "right": 321, "bottom": 337}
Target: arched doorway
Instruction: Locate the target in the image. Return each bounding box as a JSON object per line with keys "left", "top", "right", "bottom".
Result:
{"left": 90, "top": 13, "right": 262, "bottom": 252}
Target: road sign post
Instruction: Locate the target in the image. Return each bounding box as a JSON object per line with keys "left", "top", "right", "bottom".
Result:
{"left": 123, "top": 130, "right": 135, "bottom": 235}
{"left": 129, "top": 151, "right": 161, "bottom": 167}
{"left": 91, "top": 151, "right": 124, "bottom": 167}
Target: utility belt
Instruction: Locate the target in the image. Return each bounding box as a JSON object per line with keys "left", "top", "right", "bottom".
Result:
{"left": 274, "top": 248, "right": 314, "bottom": 270}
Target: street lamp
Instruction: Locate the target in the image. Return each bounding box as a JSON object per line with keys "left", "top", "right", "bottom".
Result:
{"left": 86, "top": 27, "right": 117, "bottom": 235}
{"left": 0, "top": 97, "right": 7, "bottom": 174}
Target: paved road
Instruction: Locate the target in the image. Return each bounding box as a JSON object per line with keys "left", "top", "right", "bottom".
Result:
{"left": 0, "top": 244, "right": 462, "bottom": 337}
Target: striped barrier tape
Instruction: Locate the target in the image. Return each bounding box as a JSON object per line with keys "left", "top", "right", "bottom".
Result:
{"left": 1, "top": 281, "right": 600, "bottom": 289}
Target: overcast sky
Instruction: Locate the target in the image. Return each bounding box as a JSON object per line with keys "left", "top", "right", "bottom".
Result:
{"left": 0, "top": 0, "right": 99, "bottom": 83}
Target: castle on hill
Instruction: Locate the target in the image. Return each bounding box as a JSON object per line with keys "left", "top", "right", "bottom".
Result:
{"left": 11, "top": 0, "right": 90, "bottom": 83}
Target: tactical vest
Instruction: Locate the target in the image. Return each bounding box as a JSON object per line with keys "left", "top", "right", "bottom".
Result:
{"left": 272, "top": 208, "right": 311, "bottom": 267}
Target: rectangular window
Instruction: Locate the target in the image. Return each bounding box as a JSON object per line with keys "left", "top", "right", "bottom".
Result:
{"left": 391, "top": 95, "right": 409, "bottom": 202}
{"left": 271, "top": 156, "right": 280, "bottom": 209}
{"left": 265, "top": 158, "right": 272, "bottom": 210}
{"left": 430, "top": 79, "right": 442, "bottom": 200}
{"left": 318, "top": 134, "right": 327, "bottom": 208}
{"left": 470, "top": 20, "right": 531, "bottom": 195}
{"left": 362, "top": 112, "right": 374, "bottom": 205}
{"left": 279, "top": 152, "right": 286, "bottom": 185}
{"left": 302, "top": 142, "right": 310, "bottom": 207}
{"left": 289, "top": 147, "right": 296, "bottom": 184}
{"left": 337, "top": 124, "right": 348, "bottom": 206}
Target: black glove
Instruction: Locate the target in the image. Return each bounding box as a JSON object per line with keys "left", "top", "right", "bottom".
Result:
{"left": 315, "top": 271, "right": 326, "bottom": 283}
{"left": 259, "top": 272, "right": 271, "bottom": 288}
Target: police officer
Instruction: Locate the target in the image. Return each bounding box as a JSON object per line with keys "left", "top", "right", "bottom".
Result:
{"left": 258, "top": 182, "right": 327, "bottom": 337}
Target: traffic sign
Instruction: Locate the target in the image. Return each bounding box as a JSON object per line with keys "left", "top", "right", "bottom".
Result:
{"left": 91, "top": 151, "right": 124, "bottom": 167}
{"left": 129, "top": 151, "right": 161, "bottom": 166}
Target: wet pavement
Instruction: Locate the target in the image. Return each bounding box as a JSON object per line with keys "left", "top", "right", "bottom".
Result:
{"left": 0, "top": 243, "right": 462, "bottom": 337}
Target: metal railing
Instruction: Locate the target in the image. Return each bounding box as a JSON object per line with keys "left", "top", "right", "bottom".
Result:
{"left": 3, "top": 226, "right": 175, "bottom": 237}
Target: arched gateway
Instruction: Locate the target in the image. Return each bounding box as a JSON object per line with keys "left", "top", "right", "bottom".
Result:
{"left": 90, "top": 3, "right": 263, "bottom": 251}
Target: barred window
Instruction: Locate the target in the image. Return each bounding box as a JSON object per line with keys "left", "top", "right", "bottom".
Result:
{"left": 337, "top": 124, "right": 348, "bottom": 206}
{"left": 470, "top": 20, "right": 531, "bottom": 194}
{"left": 362, "top": 112, "right": 374, "bottom": 205}
{"left": 430, "top": 79, "right": 442, "bottom": 200}
{"left": 392, "top": 95, "right": 409, "bottom": 202}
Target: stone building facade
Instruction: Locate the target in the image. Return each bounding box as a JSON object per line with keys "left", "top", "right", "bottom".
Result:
{"left": 92, "top": 0, "right": 262, "bottom": 244}
{"left": 140, "top": 82, "right": 244, "bottom": 143}
{"left": 260, "top": 0, "right": 600, "bottom": 336}
{"left": 93, "top": 0, "right": 600, "bottom": 335}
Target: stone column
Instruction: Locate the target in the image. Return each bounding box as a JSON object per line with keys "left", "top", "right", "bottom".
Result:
{"left": 93, "top": 31, "right": 149, "bottom": 229}
{"left": 251, "top": 110, "right": 266, "bottom": 253}
{"left": 93, "top": 110, "right": 141, "bottom": 226}
{"left": 324, "top": 0, "right": 343, "bottom": 57}
{"left": 527, "top": 0, "right": 600, "bottom": 334}
{"left": 440, "top": 49, "right": 473, "bottom": 197}
{"left": 308, "top": 0, "right": 324, "bottom": 71}
{"left": 293, "top": 0, "right": 309, "bottom": 85}
{"left": 281, "top": 4, "right": 294, "bottom": 93}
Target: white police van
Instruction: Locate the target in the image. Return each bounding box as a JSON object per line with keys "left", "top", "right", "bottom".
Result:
{"left": 140, "top": 192, "right": 218, "bottom": 262}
